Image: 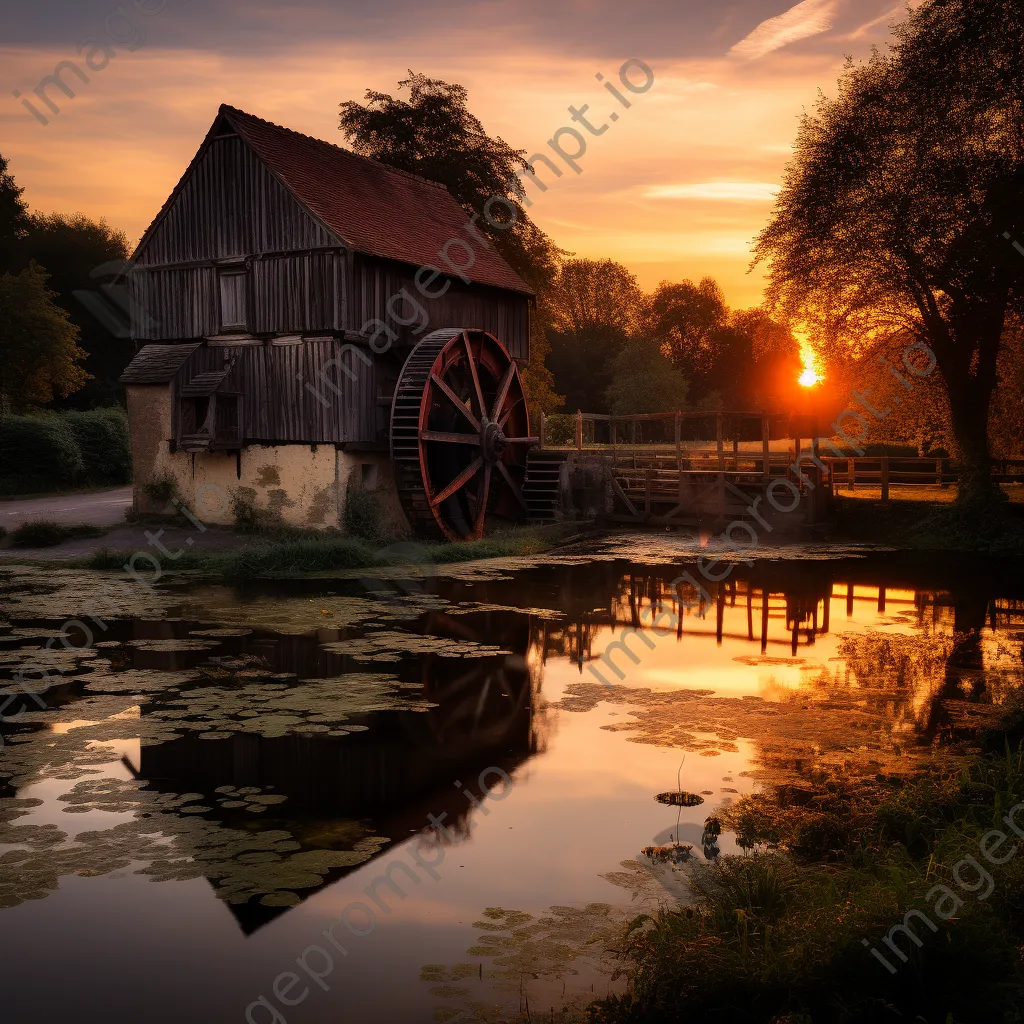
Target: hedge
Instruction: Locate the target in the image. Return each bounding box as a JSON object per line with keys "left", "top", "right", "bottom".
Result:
{"left": 0, "top": 408, "right": 131, "bottom": 496}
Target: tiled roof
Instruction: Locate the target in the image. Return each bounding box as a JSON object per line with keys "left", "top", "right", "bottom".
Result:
{"left": 119, "top": 343, "right": 200, "bottom": 384}
{"left": 218, "top": 105, "right": 532, "bottom": 296}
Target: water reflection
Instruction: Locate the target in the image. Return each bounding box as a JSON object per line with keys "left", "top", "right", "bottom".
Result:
{"left": 0, "top": 547, "right": 1022, "bottom": 1021}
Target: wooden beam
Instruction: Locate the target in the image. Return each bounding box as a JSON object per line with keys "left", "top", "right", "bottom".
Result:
{"left": 762, "top": 415, "right": 770, "bottom": 483}
{"left": 610, "top": 474, "right": 639, "bottom": 518}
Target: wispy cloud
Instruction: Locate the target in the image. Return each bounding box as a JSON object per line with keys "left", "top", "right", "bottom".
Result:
{"left": 645, "top": 182, "right": 781, "bottom": 202}
{"left": 729, "top": 0, "right": 840, "bottom": 59}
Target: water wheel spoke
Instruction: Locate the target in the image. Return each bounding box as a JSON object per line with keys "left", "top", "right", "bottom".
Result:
{"left": 431, "top": 457, "right": 483, "bottom": 507}
{"left": 498, "top": 397, "right": 522, "bottom": 430}
{"left": 495, "top": 459, "right": 530, "bottom": 513}
{"left": 463, "top": 333, "right": 486, "bottom": 419}
{"left": 430, "top": 372, "right": 479, "bottom": 430}
{"left": 490, "top": 362, "right": 516, "bottom": 422}
{"left": 473, "top": 462, "right": 492, "bottom": 536}
{"left": 421, "top": 431, "right": 481, "bottom": 445}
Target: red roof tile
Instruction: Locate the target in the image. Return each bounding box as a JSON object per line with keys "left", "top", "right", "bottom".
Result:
{"left": 217, "top": 105, "right": 532, "bottom": 295}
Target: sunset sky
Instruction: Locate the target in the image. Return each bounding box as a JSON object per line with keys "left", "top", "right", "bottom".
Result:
{"left": 2, "top": 0, "right": 910, "bottom": 309}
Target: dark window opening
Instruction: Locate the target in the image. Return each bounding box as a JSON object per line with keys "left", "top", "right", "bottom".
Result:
{"left": 178, "top": 393, "right": 242, "bottom": 451}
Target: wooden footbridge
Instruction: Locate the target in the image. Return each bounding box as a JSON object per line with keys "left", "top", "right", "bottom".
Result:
{"left": 533, "top": 409, "right": 834, "bottom": 528}
{"left": 530, "top": 409, "right": 1024, "bottom": 529}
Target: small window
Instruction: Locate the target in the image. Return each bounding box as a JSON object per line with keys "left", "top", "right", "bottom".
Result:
{"left": 218, "top": 269, "right": 248, "bottom": 331}
{"left": 361, "top": 463, "right": 378, "bottom": 491}
{"left": 178, "top": 393, "right": 242, "bottom": 451}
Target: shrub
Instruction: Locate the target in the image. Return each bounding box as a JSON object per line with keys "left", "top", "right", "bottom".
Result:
{"left": 10, "top": 520, "right": 104, "bottom": 547}
{"left": 64, "top": 408, "right": 131, "bottom": 485}
{"left": 544, "top": 414, "right": 575, "bottom": 446}
{"left": 343, "top": 488, "right": 389, "bottom": 544}
{"left": 0, "top": 415, "right": 84, "bottom": 494}
{"left": 142, "top": 475, "right": 178, "bottom": 505}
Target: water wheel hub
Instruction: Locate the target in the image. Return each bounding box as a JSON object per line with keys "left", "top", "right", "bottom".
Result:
{"left": 481, "top": 418, "right": 507, "bottom": 462}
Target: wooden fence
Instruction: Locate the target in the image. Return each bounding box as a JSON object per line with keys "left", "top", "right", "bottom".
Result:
{"left": 538, "top": 410, "right": 1024, "bottom": 504}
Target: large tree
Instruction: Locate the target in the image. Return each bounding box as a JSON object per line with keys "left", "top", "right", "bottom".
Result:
{"left": 22, "top": 212, "right": 131, "bottom": 409}
{"left": 545, "top": 259, "right": 646, "bottom": 411}
{"left": 0, "top": 153, "right": 30, "bottom": 275}
{"left": 605, "top": 338, "right": 688, "bottom": 416}
{"left": 0, "top": 263, "right": 88, "bottom": 413}
{"left": 338, "top": 72, "right": 564, "bottom": 415}
{"left": 647, "top": 277, "right": 730, "bottom": 399}
{"left": 755, "top": 0, "right": 1024, "bottom": 505}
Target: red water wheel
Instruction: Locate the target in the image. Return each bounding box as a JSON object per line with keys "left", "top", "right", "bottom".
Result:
{"left": 391, "top": 329, "right": 537, "bottom": 541}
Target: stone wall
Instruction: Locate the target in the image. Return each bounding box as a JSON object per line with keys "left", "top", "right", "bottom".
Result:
{"left": 125, "top": 384, "right": 410, "bottom": 534}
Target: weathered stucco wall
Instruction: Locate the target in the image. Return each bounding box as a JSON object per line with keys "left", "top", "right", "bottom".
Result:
{"left": 126, "top": 384, "right": 410, "bottom": 534}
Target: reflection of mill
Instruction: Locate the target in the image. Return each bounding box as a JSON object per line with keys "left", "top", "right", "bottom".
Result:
{"left": 134, "top": 607, "right": 545, "bottom": 932}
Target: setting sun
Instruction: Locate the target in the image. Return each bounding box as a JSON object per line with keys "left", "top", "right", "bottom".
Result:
{"left": 798, "top": 341, "right": 824, "bottom": 388}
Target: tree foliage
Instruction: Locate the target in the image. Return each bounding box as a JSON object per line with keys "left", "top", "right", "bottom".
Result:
{"left": 338, "top": 71, "right": 565, "bottom": 416}
{"left": 546, "top": 259, "right": 646, "bottom": 411}
{"left": 755, "top": 0, "right": 1024, "bottom": 503}
{"left": 22, "top": 212, "right": 131, "bottom": 408}
{"left": 647, "top": 277, "right": 729, "bottom": 392}
{"left": 0, "top": 263, "right": 88, "bottom": 413}
{"left": 0, "top": 153, "right": 30, "bottom": 275}
{"left": 605, "top": 337, "right": 688, "bottom": 415}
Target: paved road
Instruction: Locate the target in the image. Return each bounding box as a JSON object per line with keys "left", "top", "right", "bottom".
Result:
{"left": 0, "top": 486, "right": 134, "bottom": 530}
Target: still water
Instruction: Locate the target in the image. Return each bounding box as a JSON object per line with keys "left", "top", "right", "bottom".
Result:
{"left": 1, "top": 536, "right": 1022, "bottom": 1023}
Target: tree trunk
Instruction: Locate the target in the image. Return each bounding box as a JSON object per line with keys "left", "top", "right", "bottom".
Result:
{"left": 937, "top": 314, "right": 1003, "bottom": 507}
{"left": 947, "top": 381, "right": 996, "bottom": 505}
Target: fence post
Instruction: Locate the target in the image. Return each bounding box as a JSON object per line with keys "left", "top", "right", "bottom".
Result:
{"left": 575, "top": 409, "right": 583, "bottom": 451}
{"left": 936, "top": 457, "right": 943, "bottom": 488}
{"left": 674, "top": 411, "right": 681, "bottom": 459}
{"left": 850, "top": 458, "right": 856, "bottom": 491}
{"left": 881, "top": 456, "right": 889, "bottom": 504}
{"left": 762, "top": 415, "right": 770, "bottom": 483}
{"left": 539, "top": 410, "right": 546, "bottom": 449}
{"left": 716, "top": 411, "right": 724, "bottom": 472}
{"left": 611, "top": 414, "right": 617, "bottom": 456}
{"left": 644, "top": 468, "right": 653, "bottom": 519}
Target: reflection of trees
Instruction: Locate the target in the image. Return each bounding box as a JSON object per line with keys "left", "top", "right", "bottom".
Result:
{"left": 532, "top": 559, "right": 1023, "bottom": 777}
{"left": 833, "top": 630, "right": 955, "bottom": 744}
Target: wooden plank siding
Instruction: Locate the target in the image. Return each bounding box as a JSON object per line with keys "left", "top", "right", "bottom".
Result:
{"left": 178, "top": 340, "right": 376, "bottom": 444}
{"left": 137, "top": 134, "right": 338, "bottom": 265}
{"left": 351, "top": 253, "right": 531, "bottom": 359}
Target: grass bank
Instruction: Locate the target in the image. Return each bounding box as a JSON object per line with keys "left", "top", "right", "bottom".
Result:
{"left": 84, "top": 524, "right": 574, "bottom": 579}
{"left": 589, "top": 710, "right": 1024, "bottom": 1023}
{"left": 2, "top": 520, "right": 106, "bottom": 548}
{"left": 835, "top": 486, "right": 1024, "bottom": 556}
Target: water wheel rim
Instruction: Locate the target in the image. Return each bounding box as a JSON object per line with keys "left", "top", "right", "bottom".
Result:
{"left": 412, "top": 330, "right": 534, "bottom": 541}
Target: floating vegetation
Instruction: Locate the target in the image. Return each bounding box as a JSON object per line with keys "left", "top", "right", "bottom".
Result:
{"left": 421, "top": 902, "right": 651, "bottom": 1021}
{"left": 81, "top": 668, "right": 201, "bottom": 693}
{"left": 320, "top": 631, "right": 510, "bottom": 661}
{"left": 0, "top": 565, "right": 170, "bottom": 621}
{"left": 655, "top": 791, "right": 704, "bottom": 807}
{"left": 544, "top": 664, "right": 932, "bottom": 785}
{"left": 642, "top": 844, "right": 693, "bottom": 864}
{"left": 0, "top": 776, "right": 388, "bottom": 911}
{"left": 125, "top": 638, "right": 220, "bottom": 652}
{"left": 145, "top": 673, "right": 436, "bottom": 739}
